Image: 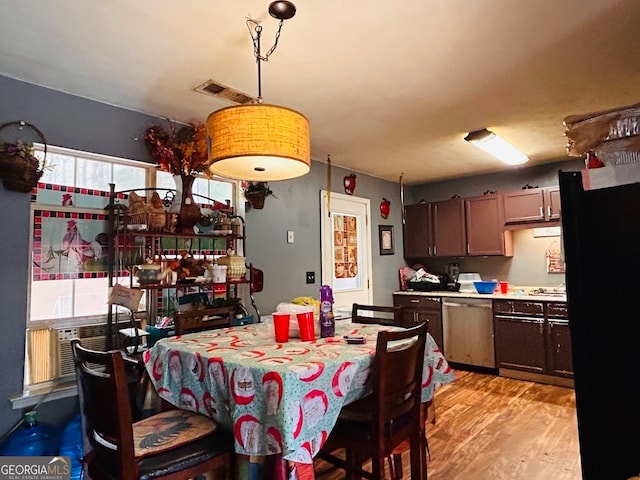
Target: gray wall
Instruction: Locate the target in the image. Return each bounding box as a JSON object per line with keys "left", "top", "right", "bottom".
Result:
{"left": 0, "top": 75, "right": 405, "bottom": 436}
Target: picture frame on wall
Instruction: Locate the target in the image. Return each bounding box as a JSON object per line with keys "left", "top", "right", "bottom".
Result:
{"left": 378, "top": 225, "right": 394, "bottom": 255}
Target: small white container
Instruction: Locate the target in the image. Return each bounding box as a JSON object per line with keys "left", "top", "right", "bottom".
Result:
{"left": 212, "top": 264, "right": 227, "bottom": 283}
{"left": 458, "top": 273, "right": 482, "bottom": 293}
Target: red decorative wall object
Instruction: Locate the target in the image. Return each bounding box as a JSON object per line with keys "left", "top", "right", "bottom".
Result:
{"left": 380, "top": 197, "right": 390, "bottom": 219}
{"left": 343, "top": 174, "right": 356, "bottom": 195}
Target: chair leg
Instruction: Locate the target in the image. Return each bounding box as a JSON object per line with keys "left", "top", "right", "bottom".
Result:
{"left": 345, "top": 449, "right": 362, "bottom": 480}
{"left": 409, "top": 435, "right": 424, "bottom": 480}
{"left": 372, "top": 455, "right": 385, "bottom": 480}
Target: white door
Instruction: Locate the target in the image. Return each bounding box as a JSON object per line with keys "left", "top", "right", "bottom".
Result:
{"left": 320, "top": 190, "right": 372, "bottom": 313}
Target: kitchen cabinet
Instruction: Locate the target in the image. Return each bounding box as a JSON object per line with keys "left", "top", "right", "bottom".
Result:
{"left": 546, "top": 187, "right": 561, "bottom": 220}
{"left": 546, "top": 302, "right": 573, "bottom": 377}
{"left": 403, "top": 203, "right": 432, "bottom": 258}
{"left": 493, "top": 300, "right": 546, "bottom": 374}
{"left": 403, "top": 193, "right": 512, "bottom": 259}
{"left": 503, "top": 187, "right": 561, "bottom": 224}
{"left": 493, "top": 299, "right": 573, "bottom": 380}
{"left": 393, "top": 294, "right": 443, "bottom": 351}
{"left": 465, "top": 193, "right": 513, "bottom": 256}
{"left": 432, "top": 198, "right": 466, "bottom": 257}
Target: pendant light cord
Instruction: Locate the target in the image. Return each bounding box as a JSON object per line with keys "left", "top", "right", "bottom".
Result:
{"left": 246, "top": 17, "right": 286, "bottom": 103}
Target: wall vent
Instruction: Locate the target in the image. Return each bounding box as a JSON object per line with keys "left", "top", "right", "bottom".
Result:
{"left": 194, "top": 80, "right": 257, "bottom": 105}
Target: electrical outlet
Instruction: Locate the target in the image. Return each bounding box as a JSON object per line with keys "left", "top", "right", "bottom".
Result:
{"left": 306, "top": 271, "right": 315, "bottom": 284}
{"left": 287, "top": 230, "right": 294, "bottom": 243}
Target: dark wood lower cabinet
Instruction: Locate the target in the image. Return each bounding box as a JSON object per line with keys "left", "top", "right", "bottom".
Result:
{"left": 392, "top": 295, "right": 571, "bottom": 384}
{"left": 494, "top": 299, "right": 573, "bottom": 380}
{"left": 494, "top": 313, "right": 546, "bottom": 373}
{"left": 546, "top": 302, "right": 573, "bottom": 378}
{"left": 392, "top": 294, "right": 443, "bottom": 352}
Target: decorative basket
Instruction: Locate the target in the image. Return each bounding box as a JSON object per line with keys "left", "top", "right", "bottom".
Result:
{"left": 216, "top": 255, "right": 246, "bottom": 280}
{"left": 245, "top": 190, "right": 266, "bottom": 209}
{"left": 0, "top": 121, "right": 47, "bottom": 193}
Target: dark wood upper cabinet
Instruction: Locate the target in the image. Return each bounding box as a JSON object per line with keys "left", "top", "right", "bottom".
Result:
{"left": 403, "top": 203, "right": 432, "bottom": 258}
{"left": 546, "top": 187, "right": 561, "bottom": 220}
{"left": 503, "top": 187, "right": 561, "bottom": 225}
{"left": 465, "top": 194, "right": 513, "bottom": 256}
{"left": 503, "top": 188, "right": 546, "bottom": 223}
{"left": 432, "top": 198, "right": 466, "bottom": 257}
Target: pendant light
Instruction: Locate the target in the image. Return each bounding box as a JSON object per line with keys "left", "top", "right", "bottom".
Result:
{"left": 206, "top": 1, "right": 310, "bottom": 181}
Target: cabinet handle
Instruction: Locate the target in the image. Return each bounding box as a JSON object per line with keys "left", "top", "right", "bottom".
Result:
{"left": 410, "top": 299, "right": 420, "bottom": 304}
{"left": 539, "top": 206, "right": 544, "bottom": 218}
{"left": 548, "top": 206, "right": 552, "bottom": 218}
{"left": 466, "top": 243, "right": 470, "bottom": 254}
{"left": 495, "top": 315, "right": 542, "bottom": 323}
{"left": 433, "top": 245, "right": 437, "bottom": 256}
{"left": 539, "top": 322, "right": 544, "bottom": 335}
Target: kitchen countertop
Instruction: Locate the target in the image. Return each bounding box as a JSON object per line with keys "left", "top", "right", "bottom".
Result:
{"left": 393, "top": 290, "right": 567, "bottom": 303}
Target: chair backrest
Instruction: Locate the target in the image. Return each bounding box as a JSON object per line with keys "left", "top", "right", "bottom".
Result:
{"left": 351, "top": 303, "right": 403, "bottom": 326}
{"left": 372, "top": 322, "right": 427, "bottom": 451}
{"left": 71, "top": 338, "right": 136, "bottom": 477}
{"left": 173, "top": 306, "right": 234, "bottom": 335}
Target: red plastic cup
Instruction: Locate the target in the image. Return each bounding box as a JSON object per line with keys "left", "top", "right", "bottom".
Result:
{"left": 272, "top": 312, "right": 290, "bottom": 343}
{"left": 500, "top": 281, "right": 509, "bottom": 294}
{"left": 296, "top": 311, "right": 316, "bottom": 341}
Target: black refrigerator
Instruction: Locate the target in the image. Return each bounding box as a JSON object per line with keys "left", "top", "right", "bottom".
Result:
{"left": 559, "top": 170, "right": 640, "bottom": 480}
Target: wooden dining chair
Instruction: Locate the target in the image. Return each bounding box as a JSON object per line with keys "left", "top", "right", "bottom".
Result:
{"left": 317, "top": 322, "right": 428, "bottom": 480}
{"left": 173, "top": 306, "right": 234, "bottom": 335}
{"left": 351, "top": 303, "right": 434, "bottom": 478}
{"left": 71, "top": 338, "right": 234, "bottom": 480}
{"left": 351, "top": 303, "right": 403, "bottom": 326}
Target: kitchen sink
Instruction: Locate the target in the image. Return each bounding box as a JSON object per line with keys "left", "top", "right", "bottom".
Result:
{"left": 528, "top": 292, "right": 566, "bottom": 297}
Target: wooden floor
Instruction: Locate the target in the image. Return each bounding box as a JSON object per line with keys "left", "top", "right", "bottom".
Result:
{"left": 315, "top": 370, "right": 582, "bottom": 480}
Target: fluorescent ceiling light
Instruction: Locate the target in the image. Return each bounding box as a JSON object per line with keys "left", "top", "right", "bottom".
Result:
{"left": 464, "top": 129, "right": 529, "bottom": 165}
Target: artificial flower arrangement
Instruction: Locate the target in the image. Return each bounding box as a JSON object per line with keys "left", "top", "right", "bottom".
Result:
{"left": 241, "top": 181, "right": 274, "bottom": 196}
{"left": 0, "top": 140, "right": 45, "bottom": 170}
{"left": 143, "top": 121, "right": 209, "bottom": 175}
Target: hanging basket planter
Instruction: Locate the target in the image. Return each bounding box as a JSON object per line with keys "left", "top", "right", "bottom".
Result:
{"left": 245, "top": 190, "right": 267, "bottom": 209}
{"left": 0, "top": 121, "right": 48, "bottom": 193}
{"left": 243, "top": 182, "right": 275, "bottom": 210}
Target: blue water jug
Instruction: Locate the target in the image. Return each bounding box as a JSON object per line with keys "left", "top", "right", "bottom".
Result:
{"left": 58, "top": 415, "right": 83, "bottom": 480}
{"left": 0, "top": 410, "right": 56, "bottom": 456}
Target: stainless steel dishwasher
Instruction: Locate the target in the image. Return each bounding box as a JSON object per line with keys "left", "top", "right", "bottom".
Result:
{"left": 442, "top": 297, "right": 496, "bottom": 368}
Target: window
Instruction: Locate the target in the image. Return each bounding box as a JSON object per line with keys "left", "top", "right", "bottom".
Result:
{"left": 23, "top": 144, "right": 238, "bottom": 393}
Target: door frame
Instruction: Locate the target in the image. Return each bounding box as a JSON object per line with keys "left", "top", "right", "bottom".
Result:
{"left": 320, "top": 190, "right": 373, "bottom": 307}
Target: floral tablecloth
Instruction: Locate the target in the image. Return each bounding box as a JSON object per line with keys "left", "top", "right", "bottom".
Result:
{"left": 143, "top": 321, "right": 454, "bottom": 465}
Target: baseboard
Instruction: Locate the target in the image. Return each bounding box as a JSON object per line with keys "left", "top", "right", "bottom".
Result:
{"left": 499, "top": 368, "right": 574, "bottom": 388}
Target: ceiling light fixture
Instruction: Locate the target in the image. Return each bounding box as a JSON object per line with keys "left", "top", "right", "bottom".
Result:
{"left": 206, "top": 1, "right": 310, "bottom": 181}
{"left": 464, "top": 129, "right": 529, "bottom": 166}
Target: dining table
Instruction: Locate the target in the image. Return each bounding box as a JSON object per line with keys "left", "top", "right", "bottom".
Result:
{"left": 143, "top": 320, "right": 454, "bottom": 480}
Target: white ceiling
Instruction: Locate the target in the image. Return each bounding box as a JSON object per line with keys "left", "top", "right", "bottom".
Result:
{"left": 1, "top": 0, "right": 639, "bottom": 185}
